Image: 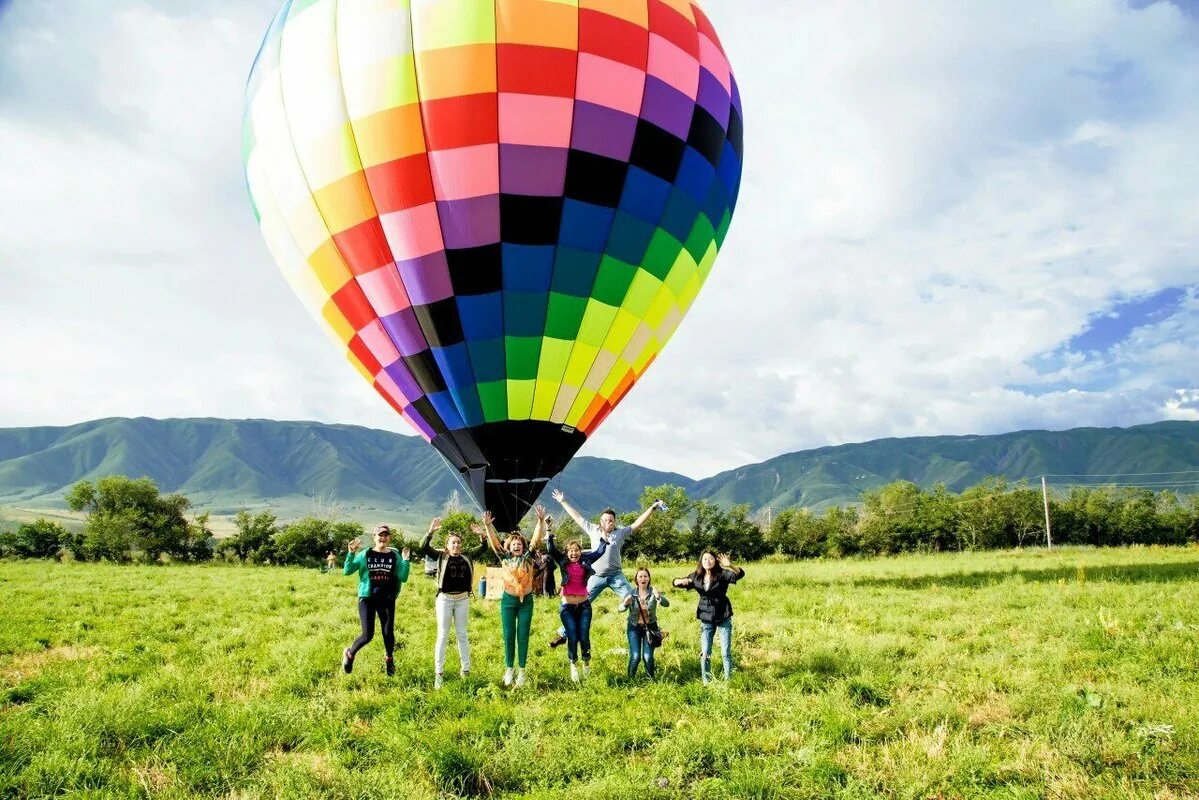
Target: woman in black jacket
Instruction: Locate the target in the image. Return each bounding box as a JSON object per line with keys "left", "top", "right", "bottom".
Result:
{"left": 672, "top": 550, "right": 745, "bottom": 686}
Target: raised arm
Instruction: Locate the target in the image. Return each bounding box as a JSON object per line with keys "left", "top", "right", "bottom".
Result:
{"left": 479, "top": 511, "right": 502, "bottom": 556}
{"left": 398, "top": 546, "right": 411, "bottom": 583}
{"left": 528, "top": 505, "right": 547, "bottom": 552}
{"left": 551, "top": 488, "right": 589, "bottom": 530}
{"left": 628, "top": 499, "right": 665, "bottom": 532}
{"left": 545, "top": 532, "right": 565, "bottom": 567}
{"left": 419, "top": 517, "right": 442, "bottom": 560}
{"left": 719, "top": 554, "right": 744, "bottom": 583}
{"left": 343, "top": 538, "right": 364, "bottom": 575}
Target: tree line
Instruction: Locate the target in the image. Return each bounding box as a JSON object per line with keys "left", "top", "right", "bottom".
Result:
{"left": 2, "top": 475, "right": 1197, "bottom": 565}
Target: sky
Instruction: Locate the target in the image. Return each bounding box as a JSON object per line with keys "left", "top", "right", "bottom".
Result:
{"left": 1, "top": 0, "right": 1197, "bottom": 478}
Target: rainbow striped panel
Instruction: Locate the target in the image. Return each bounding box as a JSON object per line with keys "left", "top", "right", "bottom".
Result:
{"left": 244, "top": 0, "right": 741, "bottom": 528}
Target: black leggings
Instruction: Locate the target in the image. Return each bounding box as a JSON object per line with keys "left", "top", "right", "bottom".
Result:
{"left": 348, "top": 594, "right": 396, "bottom": 658}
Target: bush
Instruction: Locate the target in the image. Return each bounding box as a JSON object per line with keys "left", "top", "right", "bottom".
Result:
{"left": 274, "top": 518, "right": 365, "bottom": 567}
{"left": 1, "top": 519, "right": 71, "bottom": 558}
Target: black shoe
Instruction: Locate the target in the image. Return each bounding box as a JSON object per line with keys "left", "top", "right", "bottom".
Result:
{"left": 342, "top": 649, "right": 354, "bottom": 674}
{"left": 385, "top": 657, "right": 395, "bottom": 676}
{"left": 549, "top": 634, "right": 566, "bottom": 649}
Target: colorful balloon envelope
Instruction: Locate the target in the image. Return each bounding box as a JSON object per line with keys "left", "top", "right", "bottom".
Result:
{"left": 243, "top": 0, "right": 743, "bottom": 530}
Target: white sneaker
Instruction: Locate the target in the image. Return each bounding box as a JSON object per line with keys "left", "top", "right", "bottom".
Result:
{"left": 570, "top": 663, "right": 580, "bottom": 683}
{"left": 502, "top": 668, "right": 514, "bottom": 686}
{"left": 434, "top": 673, "right": 443, "bottom": 690}
{"left": 515, "top": 668, "right": 527, "bottom": 688}
{"left": 581, "top": 663, "right": 590, "bottom": 679}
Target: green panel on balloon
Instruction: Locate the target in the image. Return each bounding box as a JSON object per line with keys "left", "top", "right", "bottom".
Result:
{"left": 477, "top": 380, "right": 508, "bottom": 424}
{"left": 643, "top": 230, "right": 685, "bottom": 281}
{"left": 716, "top": 210, "right": 733, "bottom": 247}
{"left": 505, "top": 335, "right": 541, "bottom": 380}
{"left": 684, "top": 216, "right": 717, "bottom": 264}
{"left": 591, "top": 256, "right": 639, "bottom": 307}
{"left": 543, "top": 292, "right": 588, "bottom": 340}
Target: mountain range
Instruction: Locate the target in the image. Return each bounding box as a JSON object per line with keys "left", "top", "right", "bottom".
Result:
{"left": 1, "top": 417, "right": 1196, "bottom": 522}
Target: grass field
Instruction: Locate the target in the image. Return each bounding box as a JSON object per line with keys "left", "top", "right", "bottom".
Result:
{"left": 2, "top": 546, "right": 1198, "bottom": 799}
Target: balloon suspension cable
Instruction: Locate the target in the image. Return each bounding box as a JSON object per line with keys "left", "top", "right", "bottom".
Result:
{"left": 436, "top": 451, "right": 484, "bottom": 517}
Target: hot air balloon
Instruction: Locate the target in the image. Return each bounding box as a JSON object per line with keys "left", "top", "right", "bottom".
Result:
{"left": 243, "top": 0, "right": 742, "bottom": 531}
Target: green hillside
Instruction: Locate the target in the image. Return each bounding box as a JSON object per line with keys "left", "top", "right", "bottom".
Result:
{"left": 0, "top": 418, "right": 1196, "bottom": 519}
{"left": 695, "top": 421, "right": 1199, "bottom": 510}
{"left": 0, "top": 418, "right": 692, "bottom": 520}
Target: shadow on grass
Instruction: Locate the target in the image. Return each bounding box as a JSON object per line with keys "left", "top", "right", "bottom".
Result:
{"left": 840, "top": 560, "right": 1199, "bottom": 591}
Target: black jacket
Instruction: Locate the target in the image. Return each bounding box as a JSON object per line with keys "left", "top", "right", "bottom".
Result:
{"left": 676, "top": 567, "right": 744, "bottom": 624}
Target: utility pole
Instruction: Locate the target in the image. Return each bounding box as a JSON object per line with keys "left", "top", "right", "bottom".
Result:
{"left": 1041, "top": 476, "right": 1053, "bottom": 549}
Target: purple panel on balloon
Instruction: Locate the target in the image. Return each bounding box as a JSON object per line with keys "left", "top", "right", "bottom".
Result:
{"left": 640, "top": 77, "right": 694, "bottom": 140}
{"left": 397, "top": 252, "right": 453, "bottom": 305}
{"left": 500, "top": 145, "right": 568, "bottom": 196}
{"left": 437, "top": 195, "right": 500, "bottom": 249}
{"left": 380, "top": 307, "right": 428, "bottom": 357}
{"left": 570, "top": 101, "right": 638, "bottom": 161}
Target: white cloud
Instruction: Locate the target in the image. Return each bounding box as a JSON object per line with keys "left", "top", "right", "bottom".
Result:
{"left": 1, "top": 0, "right": 1197, "bottom": 479}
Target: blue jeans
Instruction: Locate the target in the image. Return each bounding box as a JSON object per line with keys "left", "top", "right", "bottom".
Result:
{"left": 627, "top": 625, "right": 655, "bottom": 678}
{"left": 559, "top": 601, "right": 593, "bottom": 663}
{"left": 557, "top": 572, "right": 634, "bottom": 636}
{"left": 699, "top": 619, "right": 733, "bottom": 680}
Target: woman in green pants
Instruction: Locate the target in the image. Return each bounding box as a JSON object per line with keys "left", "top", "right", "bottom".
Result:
{"left": 481, "top": 506, "right": 547, "bottom": 687}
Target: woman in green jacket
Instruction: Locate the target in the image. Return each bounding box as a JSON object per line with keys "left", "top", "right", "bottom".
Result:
{"left": 342, "top": 524, "right": 411, "bottom": 676}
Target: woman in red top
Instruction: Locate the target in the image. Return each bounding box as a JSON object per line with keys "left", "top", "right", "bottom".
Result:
{"left": 546, "top": 531, "right": 608, "bottom": 682}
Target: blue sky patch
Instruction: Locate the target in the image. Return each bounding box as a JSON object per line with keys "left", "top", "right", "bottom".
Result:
{"left": 1067, "top": 287, "right": 1187, "bottom": 353}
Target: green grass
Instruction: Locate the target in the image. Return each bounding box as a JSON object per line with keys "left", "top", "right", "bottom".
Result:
{"left": 2, "top": 546, "right": 1198, "bottom": 799}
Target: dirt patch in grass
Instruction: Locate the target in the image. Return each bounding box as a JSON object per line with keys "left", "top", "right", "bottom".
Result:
{"left": 1, "top": 644, "right": 99, "bottom": 683}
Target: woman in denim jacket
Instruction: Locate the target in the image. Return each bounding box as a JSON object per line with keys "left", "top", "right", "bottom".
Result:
{"left": 621, "top": 566, "right": 669, "bottom": 679}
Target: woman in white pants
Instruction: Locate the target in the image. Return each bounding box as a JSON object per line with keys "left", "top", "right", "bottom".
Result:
{"left": 418, "top": 517, "right": 486, "bottom": 689}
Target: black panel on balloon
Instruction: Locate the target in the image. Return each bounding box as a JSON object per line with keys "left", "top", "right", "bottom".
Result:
{"left": 411, "top": 396, "right": 450, "bottom": 437}
{"left": 431, "top": 420, "right": 588, "bottom": 533}
{"left": 629, "top": 119, "right": 686, "bottom": 183}
{"left": 412, "top": 298, "right": 465, "bottom": 348}
{"left": 446, "top": 244, "right": 503, "bottom": 295}
{"left": 687, "top": 108, "right": 726, "bottom": 167}
{"left": 727, "top": 108, "right": 744, "bottom": 159}
{"left": 500, "top": 195, "right": 564, "bottom": 245}
{"left": 402, "top": 351, "right": 448, "bottom": 394}
{"left": 564, "top": 150, "right": 629, "bottom": 208}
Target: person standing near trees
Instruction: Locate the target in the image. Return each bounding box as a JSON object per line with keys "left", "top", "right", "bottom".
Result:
{"left": 342, "top": 524, "right": 411, "bottom": 676}
{"left": 546, "top": 530, "right": 608, "bottom": 682}
{"left": 480, "top": 506, "right": 547, "bottom": 687}
{"left": 419, "top": 517, "right": 486, "bottom": 689}
{"left": 547, "top": 489, "right": 664, "bottom": 648}
{"left": 622, "top": 566, "right": 669, "bottom": 680}
{"left": 672, "top": 551, "right": 744, "bottom": 686}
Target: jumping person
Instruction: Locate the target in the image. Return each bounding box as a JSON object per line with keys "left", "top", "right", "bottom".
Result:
{"left": 342, "top": 524, "right": 411, "bottom": 676}
{"left": 548, "top": 489, "right": 663, "bottom": 647}
{"left": 672, "top": 551, "right": 744, "bottom": 686}
{"left": 546, "top": 530, "right": 608, "bottom": 682}
{"left": 481, "top": 506, "right": 548, "bottom": 687}
{"left": 419, "top": 517, "right": 487, "bottom": 689}
{"left": 622, "top": 567, "right": 669, "bottom": 680}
